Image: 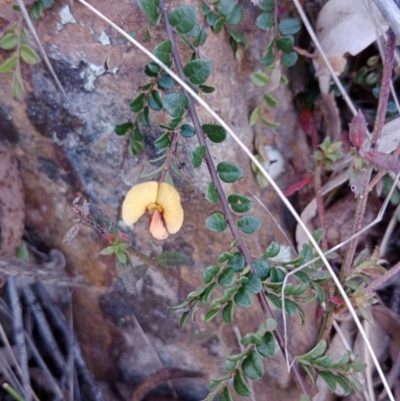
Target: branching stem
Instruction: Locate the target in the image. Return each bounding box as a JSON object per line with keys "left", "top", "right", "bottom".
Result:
{"left": 159, "top": 0, "right": 308, "bottom": 394}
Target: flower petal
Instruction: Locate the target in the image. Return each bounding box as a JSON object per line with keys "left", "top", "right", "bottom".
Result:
{"left": 156, "top": 182, "right": 184, "bottom": 234}
{"left": 149, "top": 210, "right": 169, "bottom": 240}
{"left": 122, "top": 181, "right": 158, "bottom": 225}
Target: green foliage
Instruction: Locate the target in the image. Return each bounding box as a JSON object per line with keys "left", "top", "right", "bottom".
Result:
{"left": 192, "top": 145, "right": 206, "bottom": 167}
{"left": 206, "top": 212, "right": 227, "bottom": 232}
{"left": 217, "top": 162, "right": 243, "bottom": 183}
{"left": 202, "top": 124, "right": 226, "bottom": 143}
{"left": 184, "top": 59, "right": 212, "bottom": 85}
{"left": 100, "top": 240, "right": 128, "bottom": 264}
{"left": 314, "top": 137, "right": 345, "bottom": 169}
{"left": 169, "top": 5, "right": 197, "bottom": 33}
{"left": 237, "top": 216, "right": 261, "bottom": 234}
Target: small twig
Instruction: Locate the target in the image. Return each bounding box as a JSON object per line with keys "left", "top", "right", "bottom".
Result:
{"left": 158, "top": 0, "right": 309, "bottom": 394}
{"left": 160, "top": 131, "right": 178, "bottom": 182}
{"left": 15, "top": 0, "right": 70, "bottom": 105}
{"left": 365, "top": 260, "right": 400, "bottom": 293}
{"left": 7, "top": 278, "right": 33, "bottom": 401}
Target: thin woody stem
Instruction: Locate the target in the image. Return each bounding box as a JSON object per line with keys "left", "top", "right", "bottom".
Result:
{"left": 160, "top": 131, "right": 179, "bottom": 182}
{"left": 159, "top": 0, "right": 309, "bottom": 395}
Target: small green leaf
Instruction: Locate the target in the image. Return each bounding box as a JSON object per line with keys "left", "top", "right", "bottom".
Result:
{"left": 276, "top": 35, "right": 294, "bottom": 52}
{"left": 100, "top": 246, "right": 115, "bottom": 255}
{"left": 244, "top": 273, "right": 262, "bottom": 293}
{"left": 226, "top": 4, "right": 243, "bottom": 25}
{"left": 256, "top": 332, "right": 276, "bottom": 357}
{"left": 114, "top": 121, "right": 133, "bottom": 136}
{"left": 252, "top": 259, "right": 271, "bottom": 281}
{"left": 251, "top": 72, "right": 270, "bottom": 87}
{"left": 213, "top": 17, "right": 226, "bottom": 34}
{"left": 153, "top": 40, "right": 171, "bottom": 64}
{"left": 227, "top": 194, "right": 253, "bottom": 213}
{"left": 220, "top": 386, "right": 233, "bottom": 401}
{"left": 204, "top": 308, "right": 219, "bottom": 322}
{"left": 169, "top": 5, "right": 197, "bottom": 34}
{"left": 163, "top": 92, "right": 189, "bottom": 117}
{"left": 169, "top": 116, "right": 183, "bottom": 129}
{"left": 145, "top": 61, "right": 161, "bottom": 76}
{"left": 270, "top": 267, "right": 285, "bottom": 282}
{"left": 0, "top": 33, "right": 18, "bottom": 50}
{"left": 192, "top": 145, "right": 206, "bottom": 168}
{"left": 233, "top": 369, "right": 251, "bottom": 397}
{"left": 130, "top": 93, "right": 145, "bottom": 112}
{"left": 222, "top": 301, "right": 233, "bottom": 323}
{"left": 140, "top": 106, "right": 150, "bottom": 125}
{"left": 249, "top": 106, "right": 261, "bottom": 126}
{"left": 0, "top": 56, "right": 17, "bottom": 73}
{"left": 155, "top": 132, "right": 170, "bottom": 148}
{"left": 256, "top": 12, "right": 274, "bottom": 30}
{"left": 234, "top": 286, "right": 253, "bottom": 308}
{"left": 258, "top": 0, "right": 274, "bottom": 11}
{"left": 156, "top": 251, "right": 190, "bottom": 265}
{"left": 263, "top": 242, "right": 280, "bottom": 258}
{"left": 203, "top": 265, "right": 220, "bottom": 283}
{"left": 206, "top": 182, "right": 219, "bottom": 204}
{"left": 298, "top": 340, "right": 327, "bottom": 362}
{"left": 180, "top": 124, "right": 195, "bottom": 138}
{"left": 20, "top": 44, "right": 40, "bottom": 65}
{"left": 148, "top": 90, "right": 163, "bottom": 111}
{"left": 199, "top": 84, "right": 215, "bottom": 93}
{"left": 158, "top": 72, "right": 174, "bottom": 89}
{"left": 278, "top": 18, "right": 301, "bottom": 35}
{"left": 138, "top": 0, "right": 159, "bottom": 19}
{"left": 281, "top": 51, "right": 298, "bottom": 67}
{"left": 116, "top": 250, "right": 128, "bottom": 264}
{"left": 241, "top": 333, "right": 262, "bottom": 346}
{"left": 218, "top": 267, "right": 236, "bottom": 287}
{"left": 202, "top": 124, "right": 226, "bottom": 143}
{"left": 238, "top": 216, "right": 261, "bottom": 234}
{"left": 316, "top": 370, "right": 337, "bottom": 392}
{"left": 227, "top": 252, "right": 245, "bottom": 272}
{"left": 242, "top": 350, "right": 264, "bottom": 380}
{"left": 12, "top": 72, "right": 24, "bottom": 100}
{"left": 183, "top": 59, "right": 212, "bottom": 85}
{"left": 201, "top": 2, "right": 210, "bottom": 15}
{"left": 41, "top": 0, "right": 54, "bottom": 8}
{"left": 206, "top": 12, "right": 219, "bottom": 26}
{"left": 194, "top": 28, "right": 207, "bottom": 47}
{"left": 260, "top": 49, "right": 275, "bottom": 67}
{"left": 179, "top": 311, "right": 189, "bottom": 328}
{"left": 217, "top": 161, "right": 243, "bottom": 183}
{"left": 206, "top": 212, "right": 227, "bottom": 232}
{"left": 264, "top": 94, "right": 278, "bottom": 108}
{"left": 199, "top": 282, "right": 216, "bottom": 303}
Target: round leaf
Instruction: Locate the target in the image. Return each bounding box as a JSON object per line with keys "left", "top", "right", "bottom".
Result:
{"left": 276, "top": 35, "right": 294, "bottom": 52}
{"left": 191, "top": 145, "right": 206, "bottom": 168}
{"left": 234, "top": 286, "right": 253, "bottom": 308}
{"left": 148, "top": 90, "right": 163, "bottom": 111}
{"left": 256, "top": 332, "right": 276, "bottom": 357}
{"left": 256, "top": 12, "right": 274, "bottom": 30}
{"left": 145, "top": 61, "right": 160, "bottom": 77}
{"left": 270, "top": 267, "right": 285, "bottom": 283}
{"left": 233, "top": 369, "right": 251, "bottom": 397}
{"left": 227, "top": 252, "right": 245, "bottom": 272}
{"left": 218, "top": 267, "right": 236, "bottom": 287}
{"left": 158, "top": 73, "right": 174, "bottom": 89}
{"left": 0, "top": 33, "right": 18, "bottom": 50}
{"left": 180, "top": 124, "right": 195, "bottom": 138}
{"left": 0, "top": 56, "right": 17, "bottom": 74}
{"left": 138, "top": 0, "right": 159, "bottom": 19}
{"left": 202, "top": 124, "right": 226, "bottom": 143}
{"left": 252, "top": 259, "right": 271, "bottom": 281}
{"left": 237, "top": 216, "right": 261, "bottom": 234}
{"left": 206, "top": 182, "right": 219, "bottom": 204}
{"left": 242, "top": 350, "right": 264, "bottom": 380}
{"left": 114, "top": 122, "right": 133, "bottom": 136}
{"left": 260, "top": 50, "right": 275, "bottom": 67}
{"left": 194, "top": 28, "right": 207, "bottom": 47}
{"left": 263, "top": 242, "right": 280, "bottom": 258}
{"left": 258, "top": 0, "right": 274, "bottom": 11}
{"left": 217, "top": 162, "right": 243, "bottom": 183}
{"left": 153, "top": 40, "right": 171, "bottom": 65}
{"left": 206, "top": 212, "right": 227, "bottom": 232}
{"left": 213, "top": 17, "right": 226, "bottom": 34}
{"left": 244, "top": 273, "right": 262, "bottom": 293}
{"left": 281, "top": 51, "right": 298, "bottom": 67}
{"left": 278, "top": 18, "right": 301, "bottom": 35}
{"left": 20, "top": 44, "right": 40, "bottom": 65}
{"left": 169, "top": 5, "right": 197, "bottom": 34}
{"left": 227, "top": 194, "right": 253, "bottom": 213}
{"left": 163, "top": 92, "right": 188, "bottom": 117}
{"left": 203, "top": 265, "right": 220, "bottom": 283}
{"left": 183, "top": 59, "right": 212, "bottom": 85}
{"left": 226, "top": 5, "right": 243, "bottom": 25}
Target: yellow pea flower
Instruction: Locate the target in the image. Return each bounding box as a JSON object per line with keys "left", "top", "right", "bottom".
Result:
{"left": 122, "top": 181, "right": 184, "bottom": 240}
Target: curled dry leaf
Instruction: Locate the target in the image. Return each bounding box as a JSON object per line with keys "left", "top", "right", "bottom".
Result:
{"left": 349, "top": 110, "right": 367, "bottom": 150}
{"left": 0, "top": 143, "right": 25, "bottom": 256}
